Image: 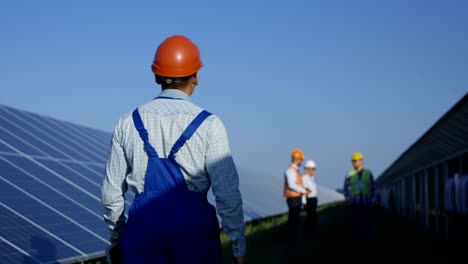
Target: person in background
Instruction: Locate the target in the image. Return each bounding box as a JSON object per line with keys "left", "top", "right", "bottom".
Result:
{"left": 283, "top": 149, "right": 309, "bottom": 239}
{"left": 343, "top": 152, "right": 376, "bottom": 240}
{"left": 302, "top": 160, "right": 318, "bottom": 238}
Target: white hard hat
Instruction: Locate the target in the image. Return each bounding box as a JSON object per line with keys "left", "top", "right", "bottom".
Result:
{"left": 304, "top": 160, "right": 316, "bottom": 168}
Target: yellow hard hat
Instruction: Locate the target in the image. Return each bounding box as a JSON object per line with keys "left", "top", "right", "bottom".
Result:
{"left": 351, "top": 152, "right": 364, "bottom": 161}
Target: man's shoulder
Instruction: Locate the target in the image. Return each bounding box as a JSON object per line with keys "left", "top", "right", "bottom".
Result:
{"left": 364, "top": 168, "right": 374, "bottom": 177}
{"left": 123, "top": 99, "right": 220, "bottom": 120}
{"left": 347, "top": 169, "right": 356, "bottom": 178}
{"left": 113, "top": 98, "right": 226, "bottom": 137}
{"left": 113, "top": 111, "right": 133, "bottom": 131}
{"left": 285, "top": 166, "right": 297, "bottom": 175}
{"left": 139, "top": 99, "right": 202, "bottom": 115}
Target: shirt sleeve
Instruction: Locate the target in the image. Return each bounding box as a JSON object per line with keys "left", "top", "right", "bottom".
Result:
{"left": 310, "top": 177, "right": 317, "bottom": 198}
{"left": 302, "top": 175, "right": 312, "bottom": 190}
{"left": 343, "top": 174, "right": 350, "bottom": 201}
{"left": 205, "top": 117, "right": 246, "bottom": 257}
{"left": 102, "top": 118, "right": 130, "bottom": 243}
{"left": 302, "top": 176, "right": 317, "bottom": 198}
{"left": 286, "top": 169, "right": 306, "bottom": 194}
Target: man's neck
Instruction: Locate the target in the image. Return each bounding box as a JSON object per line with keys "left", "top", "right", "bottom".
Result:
{"left": 159, "top": 89, "right": 192, "bottom": 100}
{"left": 167, "top": 89, "right": 189, "bottom": 94}
{"left": 354, "top": 167, "right": 364, "bottom": 172}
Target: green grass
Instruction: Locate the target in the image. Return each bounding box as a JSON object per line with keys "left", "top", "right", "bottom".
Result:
{"left": 77, "top": 203, "right": 464, "bottom": 263}
{"left": 221, "top": 203, "right": 464, "bottom": 264}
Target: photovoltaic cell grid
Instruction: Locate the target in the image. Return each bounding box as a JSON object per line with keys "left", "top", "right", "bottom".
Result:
{"left": 0, "top": 104, "right": 344, "bottom": 263}
{"left": 0, "top": 104, "right": 119, "bottom": 263}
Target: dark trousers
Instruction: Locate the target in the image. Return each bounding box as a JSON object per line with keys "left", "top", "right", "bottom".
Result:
{"left": 286, "top": 197, "right": 302, "bottom": 239}
{"left": 306, "top": 197, "right": 318, "bottom": 237}
{"left": 351, "top": 203, "right": 373, "bottom": 240}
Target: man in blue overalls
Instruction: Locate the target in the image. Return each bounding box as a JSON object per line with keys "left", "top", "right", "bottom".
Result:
{"left": 102, "top": 35, "right": 247, "bottom": 264}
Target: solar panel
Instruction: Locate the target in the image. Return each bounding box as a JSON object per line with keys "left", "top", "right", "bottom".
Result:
{"left": 0, "top": 115, "right": 70, "bottom": 160}
{"left": 0, "top": 105, "right": 111, "bottom": 263}
{"left": 0, "top": 104, "right": 344, "bottom": 263}
{"left": 235, "top": 168, "right": 345, "bottom": 221}
{"left": 0, "top": 139, "right": 16, "bottom": 154}
{"left": 0, "top": 239, "right": 39, "bottom": 264}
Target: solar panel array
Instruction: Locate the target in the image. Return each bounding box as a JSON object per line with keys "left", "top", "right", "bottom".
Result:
{"left": 0, "top": 104, "right": 115, "bottom": 263}
{"left": 234, "top": 168, "right": 344, "bottom": 222}
{"left": 0, "top": 104, "right": 343, "bottom": 263}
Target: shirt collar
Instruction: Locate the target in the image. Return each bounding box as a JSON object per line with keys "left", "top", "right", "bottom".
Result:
{"left": 290, "top": 164, "right": 298, "bottom": 169}
{"left": 158, "top": 89, "right": 191, "bottom": 101}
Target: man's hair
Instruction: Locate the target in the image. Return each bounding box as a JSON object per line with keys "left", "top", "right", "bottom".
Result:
{"left": 156, "top": 73, "right": 196, "bottom": 90}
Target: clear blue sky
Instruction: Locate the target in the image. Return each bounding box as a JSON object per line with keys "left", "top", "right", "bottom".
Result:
{"left": 1, "top": 0, "right": 467, "bottom": 190}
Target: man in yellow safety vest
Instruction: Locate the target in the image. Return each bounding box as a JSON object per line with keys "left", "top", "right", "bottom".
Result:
{"left": 343, "top": 152, "right": 376, "bottom": 240}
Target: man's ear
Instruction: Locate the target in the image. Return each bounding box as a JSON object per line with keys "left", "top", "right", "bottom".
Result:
{"left": 155, "top": 75, "right": 161, "bottom": 84}
{"left": 193, "top": 72, "right": 199, "bottom": 86}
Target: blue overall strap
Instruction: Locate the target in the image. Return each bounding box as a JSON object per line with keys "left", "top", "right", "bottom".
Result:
{"left": 132, "top": 109, "right": 159, "bottom": 158}
{"left": 169, "top": 110, "right": 212, "bottom": 160}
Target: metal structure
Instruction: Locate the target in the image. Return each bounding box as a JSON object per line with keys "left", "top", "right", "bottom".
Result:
{"left": 0, "top": 104, "right": 344, "bottom": 263}
{"left": 376, "top": 92, "right": 468, "bottom": 238}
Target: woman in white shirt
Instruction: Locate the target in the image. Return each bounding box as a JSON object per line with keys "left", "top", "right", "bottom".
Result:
{"left": 302, "top": 160, "right": 318, "bottom": 238}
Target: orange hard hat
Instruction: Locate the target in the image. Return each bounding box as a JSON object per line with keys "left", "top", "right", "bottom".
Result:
{"left": 291, "top": 149, "right": 304, "bottom": 160}
{"left": 151, "top": 35, "right": 203, "bottom": 77}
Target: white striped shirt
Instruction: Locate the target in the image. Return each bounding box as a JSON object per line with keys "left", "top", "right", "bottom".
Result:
{"left": 102, "top": 89, "right": 246, "bottom": 256}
